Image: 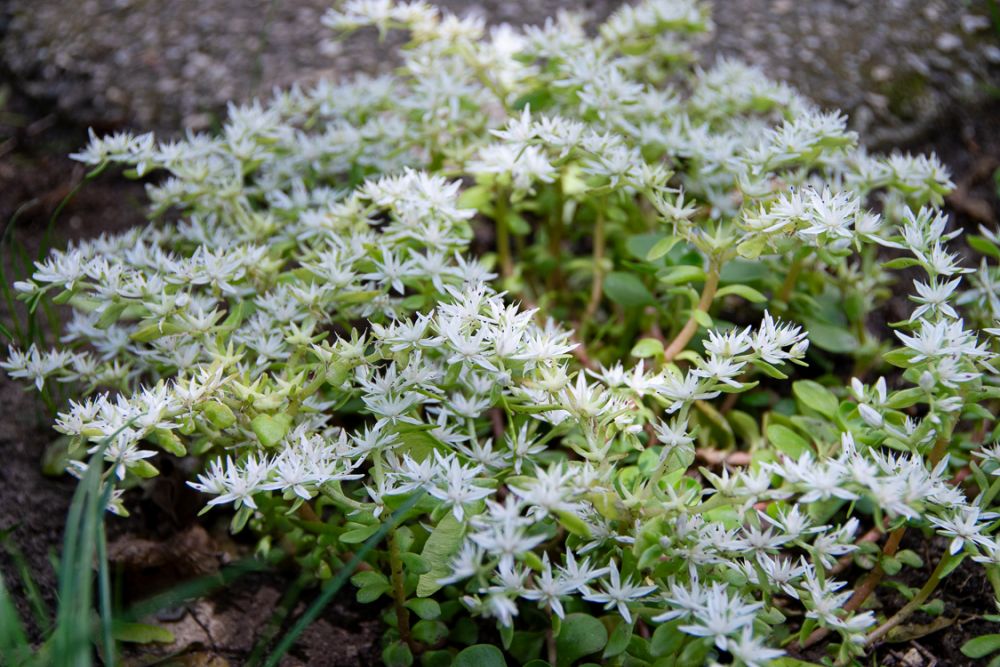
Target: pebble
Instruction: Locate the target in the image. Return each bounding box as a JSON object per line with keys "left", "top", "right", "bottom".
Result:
{"left": 935, "top": 33, "right": 962, "bottom": 52}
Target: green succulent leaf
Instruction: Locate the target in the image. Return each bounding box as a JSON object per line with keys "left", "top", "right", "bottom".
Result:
{"left": 556, "top": 614, "right": 607, "bottom": 667}
{"left": 416, "top": 513, "right": 465, "bottom": 597}
{"left": 604, "top": 271, "right": 656, "bottom": 306}
{"left": 454, "top": 644, "right": 507, "bottom": 667}
{"left": 962, "top": 634, "right": 1000, "bottom": 659}
{"left": 766, "top": 424, "right": 811, "bottom": 458}
{"left": 792, "top": 380, "right": 838, "bottom": 417}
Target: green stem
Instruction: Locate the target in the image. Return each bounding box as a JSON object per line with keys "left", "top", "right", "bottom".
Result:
{"left": 583, "top": 206, "right": 606, "bottom": 324}
{"left": 288, "top": 370, "right": 328, "bottom": 415}
{"left": 389, "top": 528, "right": 414, "bottom": 651}
{"left": 455, "top": 40, "right": 510, "bottom": 111}
{"left": 982, "top": 474, "right": 1000, "bottom": 508}
{"left": 987, "top": 566, "right": 1000, "bottom": 602}
{"left": 264, "top": 491, "right": 425, "bottom": 667}
{"left": 801, "top": 421, "right": 956, "bottom": 650}
{"left": 663, "top": 260, "right": 720, "bottom": 361}
{"left": 495, "top": 188, "right": 513, "bottom": 279}
{"left": 38, "top": 385, "right": 57, "bottom": 416}
{"left": 776, "top": 252, "right": 805, "bottom": 308}
{"left": 548, "top": 184, "right": 564, "bottom": 291}
{"left": 864, "top": 550, "right": 957, "bottom": 647}
{"left": 690, "top": 493, "right": 729, "bottom": 515}
{"left": 320, "top": 482, "right": 365, "bottom": 511}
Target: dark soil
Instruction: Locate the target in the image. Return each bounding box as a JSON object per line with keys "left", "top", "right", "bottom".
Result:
{"left": 1, "top": 71, "right": 1000, "bottom": 667}
{"left": 0, "top": 81, "right": 147, "bottom": 636}
{"left": 872, "top": 532, "right": 997, "bottom": 667}
{"left": 902, "top": 98, "right": 1000, "bottom": 236}
{"left": 0, "top": 375, "right": 74, "bottom": 627}
{"left": 0, "top": 83, "right": 384, "bottom": 665}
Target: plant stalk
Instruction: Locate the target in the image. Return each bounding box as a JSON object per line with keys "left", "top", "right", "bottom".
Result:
{"left": 801, "top": 526, "right": 906, "bottom": 649}
{"left": 663, "top": 261, "right": 720, "bottom": 361}
{"left": 389, "top": 528, "right": 414, "bottom": 652}
{"left": 495, "top": 188, "right": 513, "bottom": 279}
{"left": 801, "top": 425, "right": 955, "bottom": 650}
{"left": 265, "top": 491, "right": 425, "bottom": 667}
{"left": 548, "top": 184, "right": 564, "bottom": 291}
{"left": 583, "top": 206, "right": 606, "bottom": 324}
{"left": 863, "top": 550, "right": 957, "bottom": 647}
{"left": 776, "top": 252, "right": 805, "bottom": 308}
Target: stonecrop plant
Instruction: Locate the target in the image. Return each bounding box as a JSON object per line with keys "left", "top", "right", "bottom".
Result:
{"left": 5, "top": 0, "right": 1000, "bottom": 665}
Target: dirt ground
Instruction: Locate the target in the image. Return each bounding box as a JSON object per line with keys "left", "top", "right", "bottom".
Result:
{"left": 0, "top": 75, "right": 999, "bottom": 667}
{"left": 0, "top": 85, "right": 384, "bottom": 665}
{"left": 874, "top": 531, "right": 999, "bottom": 667}
{"left": 4, "top": 0, "right": 997, "bottom": 145}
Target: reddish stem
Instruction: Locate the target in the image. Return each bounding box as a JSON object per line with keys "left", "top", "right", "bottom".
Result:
{"left": 663, "top": 264, "right": 719, "bottom": 362}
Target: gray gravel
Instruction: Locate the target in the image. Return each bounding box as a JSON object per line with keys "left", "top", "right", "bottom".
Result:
{"left": 2, "top": 0, "right": 998, "bottom": 145}
{"left": 706, "top": 0, "right": 1000, "bottom": 146}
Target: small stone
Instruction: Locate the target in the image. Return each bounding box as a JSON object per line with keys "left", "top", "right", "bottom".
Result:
{"left": 2, "top": 0, "right": 998, "bottom": 149}
{"left": 772, "top": 0, "right": 793, "bottom": 14}
{"left": 106, "top": 86, "right": 128, "bottom": 105}
{"left": 900, "top": 647, "right": 927, "bottom": 667}
{"left": 961, "top": 14, "right": 991, "bottom": 33}
{"left": 935, "top": 33, "right": 962, "bottom": 52}
{"left": 865, "top": 92, "right": 889, "bottom": 111}
{"left": 184, "top": 112, "right": 215, "bottom": 131}
{"left": 871, "top": 65, "right": 892, "bottom": 82}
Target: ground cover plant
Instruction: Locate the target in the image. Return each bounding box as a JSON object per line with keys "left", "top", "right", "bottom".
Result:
{"left": 3, "top": 0, "right": 1000, "bottom": 665}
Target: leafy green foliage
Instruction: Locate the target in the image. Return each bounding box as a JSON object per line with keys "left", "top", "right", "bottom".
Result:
{"left": 556, "top": 614, "right": 607, "bottom": 667}
{"left": 3, "top": 0, "right": 1000, "bottom": 666}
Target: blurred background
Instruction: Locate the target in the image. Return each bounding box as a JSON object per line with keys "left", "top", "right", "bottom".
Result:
{"left": 3, "top": 0, "right": 1000, "bottom": 246}
{"left": 2, "top": 0, "right": 998, "bottom": 139}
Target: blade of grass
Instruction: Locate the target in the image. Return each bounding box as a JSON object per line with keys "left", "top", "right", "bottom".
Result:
{"left": 245, "top": 574, "right": 307, "bottom": 667}
{"left": 10, "top": 236, "right": 34, "bottom": 289}
{"left": 3, "top": 164, "right": 104, "bottom": 352}
{"left": 26, "top": 171, "right": 98, "bottom": 349}
{"left": 50, "top": 454, "right": 92, "bottom": 665}
{"left": 37, "top": 174, "right": 90, "bottom": 264}
{"left": 54, "top": 477, "right": 100, "bottom": 665}
{"left": 0, "top": 532, "right": 52, "bottom": 634}
{"left": 0, "top": 574, "right": 30, "bottom": 665}
{"left": 96, "top": 519, "right": 113, "bottom": 665}
{"left": 90, "top": 429, "right": 134, "bottom": 667}
{"left": 33, "top": 161, "right": 108, "bottom": 267}
{"left": 122, "top": 558, "right": 269, "bottom": 622}
{"left": 10, "top": 239, "right": 43, "bottom": 347}
{"left": 0, "top": 321, "right": 15, "bottom": 343}
{"left": 52, "top": 418, "right": 136, "bottom": 667}
{"left": 0, "top": 198, "right": 38, "bottom": 345}
{"left": 263, "top": 490, "right": 426, "bottom": 667}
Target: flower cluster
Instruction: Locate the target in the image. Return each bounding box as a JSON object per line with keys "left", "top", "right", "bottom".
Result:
{"left": 5, "top": 1, "right": 1000, "bottom": 665}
